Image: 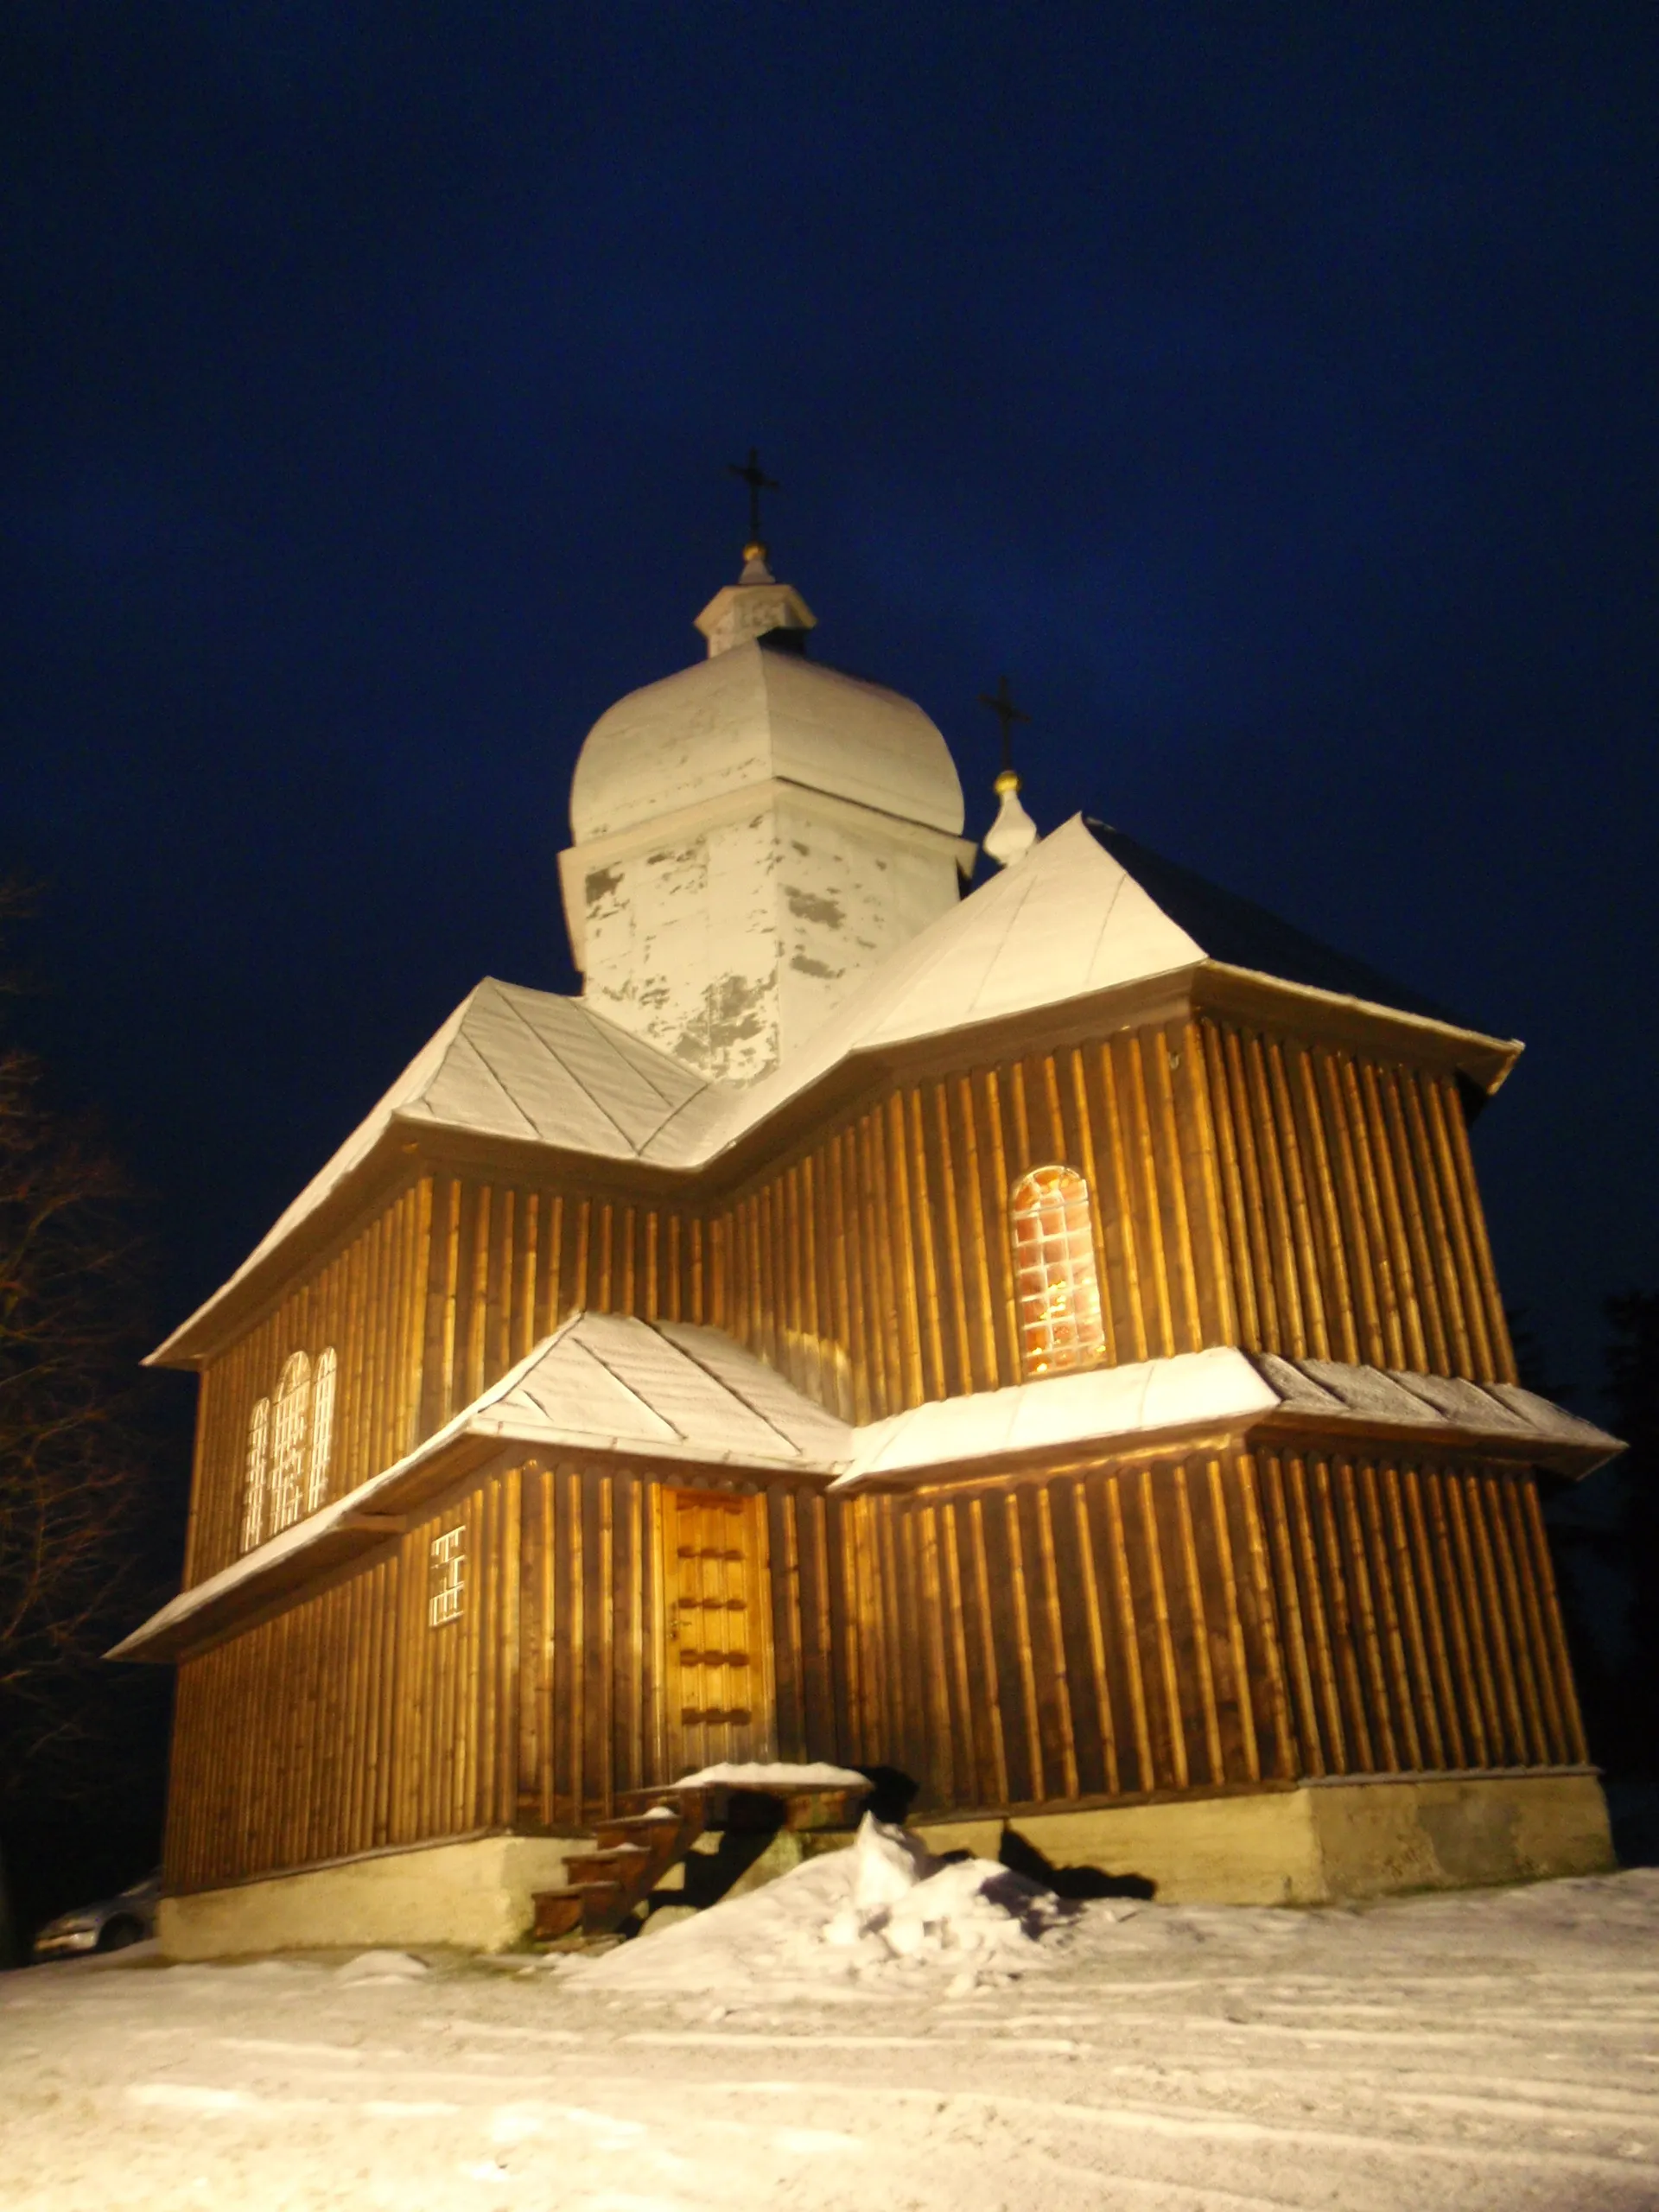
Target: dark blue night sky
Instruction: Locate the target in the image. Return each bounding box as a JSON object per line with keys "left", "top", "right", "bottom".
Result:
{"left": 5, "top": 5, "right": 1656, "bottom": 1416}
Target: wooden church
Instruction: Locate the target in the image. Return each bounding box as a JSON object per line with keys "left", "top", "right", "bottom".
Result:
{"left": 117, "top": 523, "right": 1621, "bottom": 1956}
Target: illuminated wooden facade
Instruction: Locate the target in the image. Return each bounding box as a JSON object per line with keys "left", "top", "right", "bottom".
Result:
{"left": 119, "top": 568, "right": 1618, "bottom": 1935}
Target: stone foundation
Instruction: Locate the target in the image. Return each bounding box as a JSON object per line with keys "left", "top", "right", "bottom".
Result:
{"left": 156, "top": 1834, "right": 576, "bottom": 1960}
{"left": 915, "top": 1770, "right": 1615, "bottom": 1906}
{"left": 156, "top": 1772, "right": 1615, "bottom": 1957}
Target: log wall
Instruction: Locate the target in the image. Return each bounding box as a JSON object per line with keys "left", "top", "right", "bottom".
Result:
{"left": 710, "top": 1016, "right": 1516, "bottom": 1421}
{"left": 165, "top": 1446, "right": 1585, "bottom": 1894}
{"left": 760, "top": 1450, "right": 1583, "bottom": 1817}
{"left": 183, "top": 1012, "right": 1516, "bottom": 1586}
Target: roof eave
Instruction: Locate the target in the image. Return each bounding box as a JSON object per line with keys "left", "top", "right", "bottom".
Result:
{"left": 1193, "top": 961, "right": 1522, "bottom": 1095}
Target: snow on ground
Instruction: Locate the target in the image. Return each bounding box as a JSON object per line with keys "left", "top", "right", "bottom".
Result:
{"left": 4, "top": 1866, "right": 1659, "bottom": 2211}
{"left": 567, "top": 1814, "right": 1072, "bottom": 1996}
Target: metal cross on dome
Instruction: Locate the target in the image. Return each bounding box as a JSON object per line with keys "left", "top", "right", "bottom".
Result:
{"left": 727, "top": 446, "right": 779, "bottom": 548}
{"left": 979, "top": 674, "right": 1031, "bottom": 775}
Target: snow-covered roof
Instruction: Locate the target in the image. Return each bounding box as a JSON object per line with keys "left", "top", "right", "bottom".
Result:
{"left": 467, "top": 1312, "right": 851, "bottom": 1466}
{"left": 113, "top": 1319, "right": 1618, "bottom": 1663}
{"left": 149, "top": 982, "right": 715, "bottom": 1363}
{"left": 153, "top": 816, "right": 1521, "bottom": 1363}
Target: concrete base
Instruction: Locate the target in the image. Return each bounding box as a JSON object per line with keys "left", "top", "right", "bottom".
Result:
{"left": 156, "top": 1773, "right": 1616, "bottom": 1955}
{"left": 914, "top": 1771, "right": 1616, "bottom": 1906}
{"left": 157, "top": 1835, "right": 576, "bottom": 1960}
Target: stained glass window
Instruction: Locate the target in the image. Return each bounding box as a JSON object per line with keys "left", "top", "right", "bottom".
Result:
{"left": 1010, "top": 1164, "right": 1105, "bottom": 1376}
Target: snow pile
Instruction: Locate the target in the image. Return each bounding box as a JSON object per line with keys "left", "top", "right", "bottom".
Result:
{"left": 571, "top": 1814, "right": 1068, "bottom": 1995}
{"left": 334, "top": 1949, "right": 430, "bottom": 1985}
{"left": 671, "top": 1760, "right": 870, "bottom": 1790}
{"left": 823, "top": 1815, "right": 1066, "bottom": 1969}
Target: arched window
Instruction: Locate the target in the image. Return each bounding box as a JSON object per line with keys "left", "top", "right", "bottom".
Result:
{"left": 241, "top": 1397, "right": 270, "bottom": 1554}
{"left": 269, "top": 1351, "right": 311, "bottom": 1534}
{"left": 306, "top": 1345, "right": 338, "bottom": 1514}
{"left": 1010, "top": 1165, "right": 1105, "bottom": 1377}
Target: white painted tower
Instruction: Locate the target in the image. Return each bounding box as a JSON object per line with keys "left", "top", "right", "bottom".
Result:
{"left": 559, "top": 546, "right": 973, "bottom": 1083}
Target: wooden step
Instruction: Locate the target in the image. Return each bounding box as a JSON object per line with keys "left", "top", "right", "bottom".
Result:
{"left": 530, "top": 1890, "right": 586, "bottom": 1940}
{"left": 531, "top": 1802, "right": 706, "bottom": 1941}
{"left": 563, "top": 1845, "right": 652, "bottom": 1885}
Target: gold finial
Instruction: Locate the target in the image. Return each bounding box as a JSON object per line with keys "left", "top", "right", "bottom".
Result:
{"left": 981, "top": 678, "right": 1039, "bottom": 868}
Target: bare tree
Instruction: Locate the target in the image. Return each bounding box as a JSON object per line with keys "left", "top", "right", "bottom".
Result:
{"left": 0, "top": 887, "right": 158, "bottom": 1956}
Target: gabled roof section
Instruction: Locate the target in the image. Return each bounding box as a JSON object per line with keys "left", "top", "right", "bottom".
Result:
{"left": 149, "top": 981, "right": 713, "bottom": 1364}
{"left": 404, "top": 977, "right": 707, "bottom": 1154}
{"left": 471, "top": 1313, "right": 851, "bottom": 1465}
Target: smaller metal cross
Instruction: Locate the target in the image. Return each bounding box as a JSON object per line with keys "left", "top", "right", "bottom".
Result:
{"left": 978, "top": 675, "right": 1031, "bottom": 774}
{"left": 727, "top": 446, "right": 779, "bottom": 545}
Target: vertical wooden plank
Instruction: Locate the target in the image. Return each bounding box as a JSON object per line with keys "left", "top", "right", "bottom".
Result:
{"left": 1069, "top": 1479, "right": 1119, "bottom": 1795}
{"left": 1400, "top": 1073, "right": 1475, "bottom": 1379}
{"left": 1135, "top": 1466, "right": 1188, "bottom": 1789}
{"left": 1123, "top": 1034, "right": 1177, "bottom": 1357}
{"left": 1291, "top": 1046, "right": 1359, "bottom": 1364}
{"left": 1520, "top": 1477, "right": 1590, "bottom": 1764}
{"left": 1376, "top": 1069, "right": 1450, "bottom": 1376}
{"left": 1279, "top": 1452, "right": 1346, "bottom": 1770}
{"left": 1427, "top": 1467, "right": 1497, "bottom": 1764}
{"left": 1168, "top": 1022, "right": 1238, "bottom": 1351}
{"left": 1146, "top": 1032, "right": 1205, "bottom": 1351}
{"left": 1375, "top": 1461, "right": 1443, "bottom": 1770}
{"left": 928, "top": 1082, "right": 976, "bottom": 1397}
{"left": 1497, "top": 1473, "right": 1568, "bottom": 1760}
{"left": 1241, "top": 1033, "right": 1306, "bottom": 1357}
{"left": 1204, "top": 1456, "right": 1261, "bottom": 1783}
{"left": 1428, "top": 1077, "right": 1509, "bottom": 1381}
{"left": 1033, "top": 1483, "right": 1082, "bottom": 1800}
{"left": 1065, "top": 1047, "right": 1120, "bottom": 1366}
{"left": 953, "top": 1076, "right": 1001, "bottom": 1393}
{"left": 906, "top": 1088, "right": 948, "bottom": 1402}
{"left": 1459, "top": 1471, "right": 1529, "bottom": 1761}
{"left": 1170, "top": 1462, "right": 1224, "bottom": 1784}
{"left": 1233, "top": 1452, "right": 1298, "bottom": 1780}
{"left": 965, "top": 1496, "right": 1011, "bottom": 1805}
{"left": 1357, "top": 1062, "right": 1428, "bottom": 1373}
{"left": 979, "top": 1069, "right": 1021, "bottom": 1385}
{"left": 1337, "top": 1057, "right": 1408, "bottom": 1371}
{"left": 1221, "top": 1027, "right": 1283, "bottom": 1351}
{"left": 884, "top": 1091, "right": 926, "bottom": 1407}
{"left": 1484, "top": 1471, "right": 1551, "bottom": 1763}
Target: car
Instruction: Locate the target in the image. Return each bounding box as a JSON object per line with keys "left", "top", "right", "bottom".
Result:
{"left": 30, "top": 1872, "right": 161, "bottom": 1961}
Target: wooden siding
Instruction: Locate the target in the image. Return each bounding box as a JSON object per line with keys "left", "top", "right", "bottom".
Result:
{"left": 763, "top": 1451, "right": 1581, "bottom": 1818}
{"left": 168, "top": 1471, "right": 525, "bottom": 1892}
{"left": 167, "top": 1446, "right": 1584, "bottom": 1893}
{"left": 711, "top": 1016, "right": 1516, "bottom": 1421}
{"left": 183, "top": 1012, "right": 1515, "bottom": 1586}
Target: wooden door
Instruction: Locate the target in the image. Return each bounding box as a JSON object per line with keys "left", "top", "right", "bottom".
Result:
{"left": 663, "top": 1489, "right": 772, "bottom": 1777}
